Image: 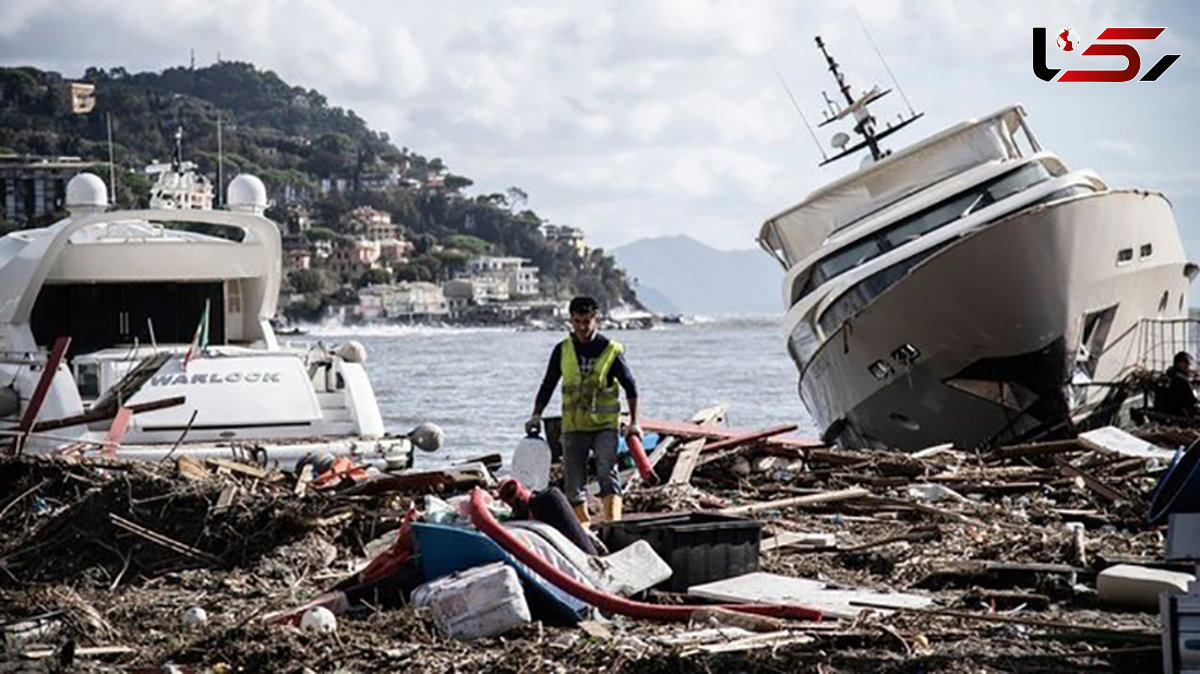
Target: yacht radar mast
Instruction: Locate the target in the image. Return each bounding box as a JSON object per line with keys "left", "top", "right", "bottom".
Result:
{"left": 147, "top": 126, "right": 214, "bottom": 210}
{"left": 814, "top": 35, "right": 923, "bottom": 167}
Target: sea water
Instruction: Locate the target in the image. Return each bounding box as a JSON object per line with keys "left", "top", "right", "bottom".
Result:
{"left": 295, "top": 316, "right": 818, "bottom": 467}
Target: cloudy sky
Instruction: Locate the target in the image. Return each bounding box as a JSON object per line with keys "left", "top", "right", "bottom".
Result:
{"left": 2, "top": 0, "right": 1198, "bottom": 255}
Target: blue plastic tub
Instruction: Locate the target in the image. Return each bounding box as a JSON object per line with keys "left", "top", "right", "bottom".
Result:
{"left": 1146, "top": 440, "right": 1195, "bottom": 526}
{"left": 411, "top": 522, "right": 586, "bottom": 625}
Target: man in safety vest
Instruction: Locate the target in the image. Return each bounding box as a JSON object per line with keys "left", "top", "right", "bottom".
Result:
{"left": 527, "top": 296, "right": 640, "bottom": 524}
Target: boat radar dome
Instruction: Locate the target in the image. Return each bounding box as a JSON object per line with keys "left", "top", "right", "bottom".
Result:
{"left": 226, "top": 174, "right": 267, "bottom": 214}
{"left": 66, "top": 173, "right": 108, "bottom": 214}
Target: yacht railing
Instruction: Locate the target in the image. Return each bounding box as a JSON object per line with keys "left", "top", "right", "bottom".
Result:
{"left": 1096, "top": 317, "right": 1200, "bottom": 378}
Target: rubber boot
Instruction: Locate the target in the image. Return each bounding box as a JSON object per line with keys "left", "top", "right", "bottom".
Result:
{"left": 602, "top": 494, "right": 623, "bottom": 522}
{"left": 572, "top": 501, "right": 591, "bottom": 526}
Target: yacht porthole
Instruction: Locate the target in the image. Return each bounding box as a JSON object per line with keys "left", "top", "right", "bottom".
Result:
{"left": 868, "top": 360, "right": 894, "bottom": 380}
{"left": 889, "top": 412, "right": 920, "bottom": 432}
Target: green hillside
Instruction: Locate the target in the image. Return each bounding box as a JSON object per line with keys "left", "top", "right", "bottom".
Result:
{"left": 0, "top": 62, "right": 639, "bottom": 310}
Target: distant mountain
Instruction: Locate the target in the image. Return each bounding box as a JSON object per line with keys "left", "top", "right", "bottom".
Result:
{"left": 613, "top": 235, "right": 783, "bottom": 315}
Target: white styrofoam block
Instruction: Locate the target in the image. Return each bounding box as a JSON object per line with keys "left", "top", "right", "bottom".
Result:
{"left": 1078, "top": 426, "right": 1176, "bottom": 460}
{"left": 411, "top": 562, "right": 531, "bottom": 640}
{"left": 1098, "top": 564, "right": 1193, "bottom": 609}
{"left": 687, "top": 572, "right": 933, "bottom": 619}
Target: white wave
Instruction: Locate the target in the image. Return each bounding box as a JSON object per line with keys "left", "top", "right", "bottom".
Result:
{"left": 295, "top": 321, "right": 518, "bottom": 338}
{"left": 685, "top": 313, "right": 782, "bottom": 326}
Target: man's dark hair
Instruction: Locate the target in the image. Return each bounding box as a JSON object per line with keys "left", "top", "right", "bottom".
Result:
{"left": 569, "top": 296, "right": 599, "bottom": 315}
{"left": 1176, "top": 351, "right": 1193, "bottom": 366}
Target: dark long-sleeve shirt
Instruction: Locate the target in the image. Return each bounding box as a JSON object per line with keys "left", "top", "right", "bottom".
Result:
{"left": 1158, "top": 365, "right": 1198, "bottom": 417}
{"left": 535, "top": 333, "right": 637, "bottom": 412}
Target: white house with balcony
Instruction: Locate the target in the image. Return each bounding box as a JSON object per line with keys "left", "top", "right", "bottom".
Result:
{"left": 467, "top": 255, "right": 540, "bottom": 297}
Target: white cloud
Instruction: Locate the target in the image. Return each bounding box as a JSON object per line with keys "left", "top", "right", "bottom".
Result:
{"left": 1095, "top": 139, "right": 1145, "bottom": 160}
{"left": 0, "top": 0, "right": 1196, "bottom": 256}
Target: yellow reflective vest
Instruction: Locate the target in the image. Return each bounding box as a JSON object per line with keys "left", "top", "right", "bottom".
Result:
{"left": 561, "top": 337, "right": 624, "bottom": 432}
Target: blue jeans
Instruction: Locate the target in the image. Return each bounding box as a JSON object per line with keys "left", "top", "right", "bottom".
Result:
{"left": 562, "top": 429, "right": 621, "bottom": 505}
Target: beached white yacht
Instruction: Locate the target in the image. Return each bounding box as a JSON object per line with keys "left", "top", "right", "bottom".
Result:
{"left": 759, "top": 38, "right": 1194, "bottom": 451}
{"left": 0, "top": 159, "right": 415, "bottom": 467}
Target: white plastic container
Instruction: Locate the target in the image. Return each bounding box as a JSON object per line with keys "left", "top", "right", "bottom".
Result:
{"left": 410, "top": 562, "right": 531, "bottom": 640}
{"left": 511, "top": 435, "right": 552, "bottom": 491}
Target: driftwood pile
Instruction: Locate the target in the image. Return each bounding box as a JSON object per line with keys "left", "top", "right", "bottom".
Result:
{"left": 0, "top": 415, "right": 1190, "bottom": 672}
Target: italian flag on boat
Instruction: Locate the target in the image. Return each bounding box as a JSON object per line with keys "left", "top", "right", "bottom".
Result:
{"left": 183, "top": 300, "right": 210, "bottom": 369}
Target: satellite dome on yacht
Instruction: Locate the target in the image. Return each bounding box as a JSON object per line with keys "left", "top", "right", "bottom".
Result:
{"left": 66, "top": 172, "right": 108, "bottom": 213}
{"left": 228, "top": 174, "right": 267, "bottom": 213}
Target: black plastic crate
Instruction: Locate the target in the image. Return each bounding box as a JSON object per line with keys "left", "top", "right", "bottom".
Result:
{"left": 597, "top": 512, "right": 762, "bottom": 591}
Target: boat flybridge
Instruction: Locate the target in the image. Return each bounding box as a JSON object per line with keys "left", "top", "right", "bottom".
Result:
{"left": 0, "top": 166, "right": 420, "bottom": 468}
{"left": 759, "top": 37, "right": 1194, "bottom": 451}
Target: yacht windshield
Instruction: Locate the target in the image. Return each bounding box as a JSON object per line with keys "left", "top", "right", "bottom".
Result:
{"left": 809, "top": 161, "right": 1053, "bottom": 289}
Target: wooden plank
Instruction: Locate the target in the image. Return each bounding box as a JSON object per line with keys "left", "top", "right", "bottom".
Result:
{"left": 804, "top": 448, "right": 873, "bottom": 466}
{"left": 688, "top": 632, "right": 814, "bottom": 655}
{"left": 689, "top": 405, "right": 728, "bottom": 425}
{"left": 838, "top": 526, "right": 938, "bottom": 553}
{"left": 22, "top": 645, "right": 136, "bottom": 660}
{"left": 206, "top": 457, "right": 271, "bottom": 480}
{"left": 176, "top": 455, "right": 210, "bottom": 481}
{"left": 109, "top": 513, "right": 222, "bottom": 566}
{"left": 87, "top": 351, "right": 172, "bottom": 419}
{"left": 761, "top": 531, "right": 837, "bottom": 551}
{"left": 1057, "top": 460, "right": 1130, "bottom": 503}
{"left": 214, "top": 485, "right": 239, "bottom": 512}
{"left": 12, "top": 337, "right": 70, "bottom": 454}
{"left": 719, "top": 487, "right": 870, "bottom": 516}
{"left": 659, "top": 405, "right": 728, "bottom": 486}
{"left": 641, "top": 418, "right": 819, "bottom": 449}
{"left": 346, "top": 468, "right": 488, "bottom": 495}
{"left": 454, "top": 453, "right": 503, "bottom": 473}
{"left": 101, "top": 407, "right": 134, "bottom": 456}
{"left": 701, "top": 425, "right": 798, "bottom": 453}
{"left": 688, "top": 607, "right": 786, "bottom": 632}
{"left": 293, "top": 463, "right": 314, "bottom": 496}
{"left": 32, "top": 395, "right": 186, "bottom": 433}
{"left": 849, "top": 601, "right": 1158, "bottom": 641}
{"left": 994, "top": 438, "right": 1082, "bottom": 459}
{"left": 668, "top": 437, "right": 707, "bottom": 485}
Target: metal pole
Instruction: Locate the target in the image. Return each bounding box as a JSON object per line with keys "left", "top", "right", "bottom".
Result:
{"left": 216, "top": 114, "right": 223, "bottom": 207}
{"left": 106, "top": 113, "right": 116, "bottom": 205}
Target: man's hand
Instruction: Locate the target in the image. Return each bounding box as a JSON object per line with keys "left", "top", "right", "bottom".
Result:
{"left": 626, "top": 421, "right": 643, "bottom": 439}
{"left": 524, "top": 414, "right": 542, "bottom": 436}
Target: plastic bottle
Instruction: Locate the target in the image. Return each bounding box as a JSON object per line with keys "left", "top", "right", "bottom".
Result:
{"left": 511, "top": 433, "right": 552, "bottom": 492}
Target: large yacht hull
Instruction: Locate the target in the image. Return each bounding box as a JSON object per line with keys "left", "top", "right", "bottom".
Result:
{"left": 796, "top": 190, "right": 1189, "bottom": 451}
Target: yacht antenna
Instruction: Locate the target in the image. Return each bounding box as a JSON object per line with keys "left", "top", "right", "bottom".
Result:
{"left": 216, "top": 114, "right": 223, "bottom": 208}
{"left": 816, "top": 35, "right": 883, "bottom": 161}
{"left": 769, "top": 58, "right": 827, "bottom": 162}
{"left": 106, "top": 112, "right": 116, "bottom": 205}
{"left": 172, "top": 126, "right": 184, "bottom": 173}
{"left": 812, "top": 35, "right": 923, "bottom": 167}
{"left": 821, "top": 91, "right": 838, "bottom": 119}
{"left": 854, "top": 11, "right": 917, "bottom": 116}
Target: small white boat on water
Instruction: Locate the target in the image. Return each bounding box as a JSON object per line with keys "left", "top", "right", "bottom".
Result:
{"left": 0, "top": 153, "right": 417, "bottom": 468}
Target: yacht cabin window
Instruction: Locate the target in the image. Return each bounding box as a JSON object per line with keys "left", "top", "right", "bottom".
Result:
{"left": 807, "top": 161, "right": 1055, "bottom": 293}
{"left": 813, "top": 172, "right": 1092, "bottom": 338}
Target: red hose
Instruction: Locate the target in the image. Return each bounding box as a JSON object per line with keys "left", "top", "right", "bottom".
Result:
{"left": 468, "top": 488, "right": 822, "bottom": 622}
{"left": 627, "top": 433, "right": 659, "bottom": 485}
